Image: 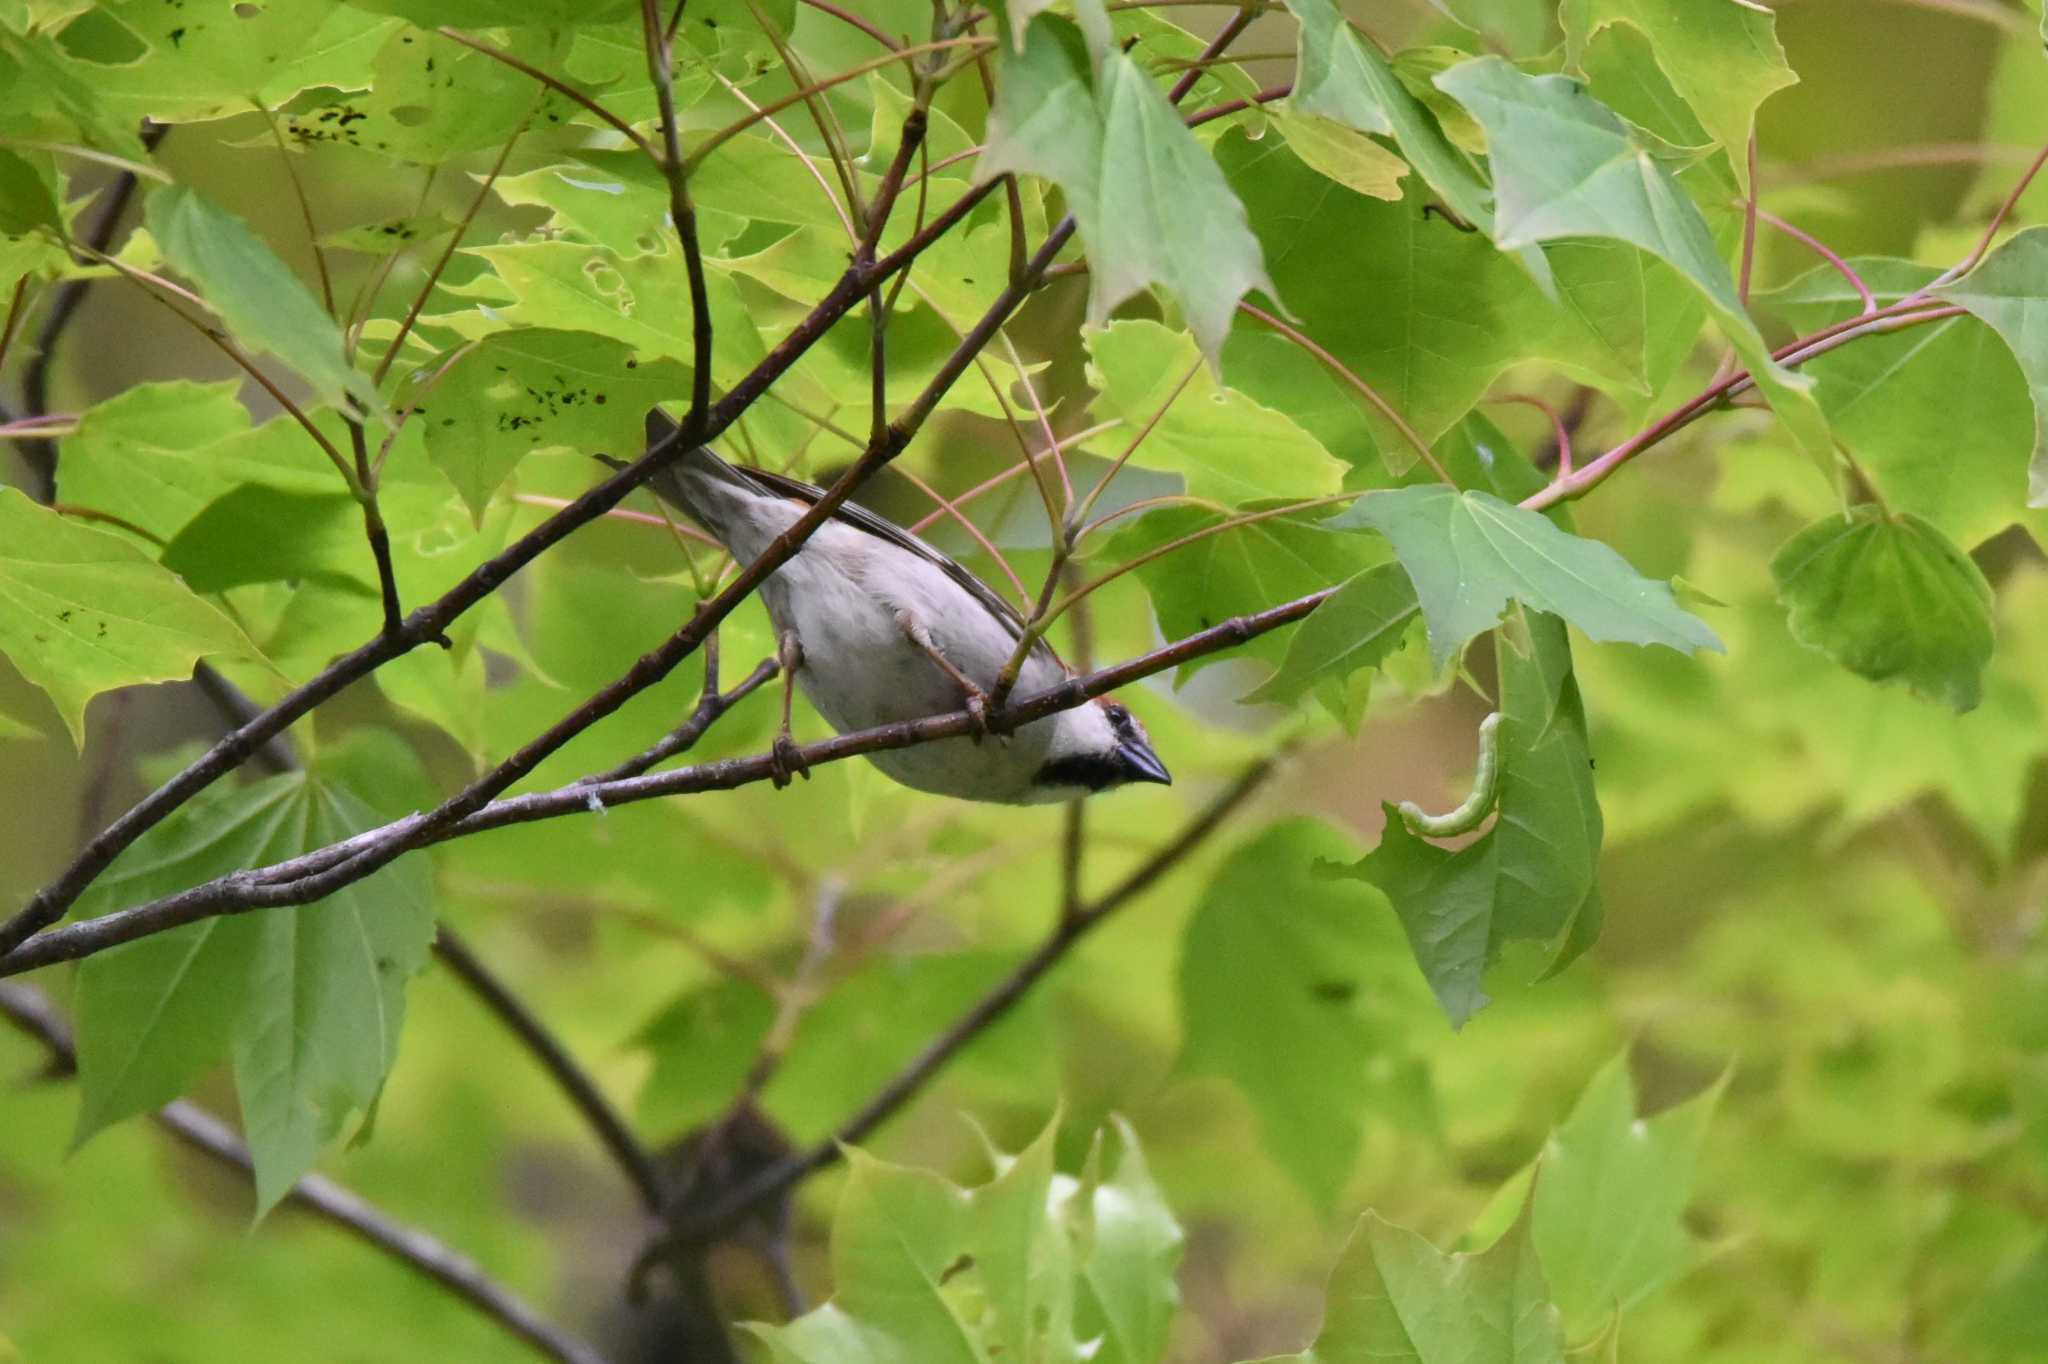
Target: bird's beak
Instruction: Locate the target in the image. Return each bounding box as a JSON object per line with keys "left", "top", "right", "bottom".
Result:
{"left": 1118, "top": 736, "right": 1172, "bottom": 787}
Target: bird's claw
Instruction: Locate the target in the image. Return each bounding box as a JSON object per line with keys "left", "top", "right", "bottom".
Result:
{"left": 769, "top": 733, "right": 811, "bottom": 789}
{"left": 963, "top": 692, "right": 989, "bottom": 744}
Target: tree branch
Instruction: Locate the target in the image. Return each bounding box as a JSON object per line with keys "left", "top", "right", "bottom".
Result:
{"left": 13, "top": 122, "right": 168, "bottom": 501}
{"left": 431, "top": 927, "right": 666, "bottom": 1214}
{"left": 0, "top": 588, "right": 1328, "bottom": 976}
{"left": 0, "top": 981, "right": 610, "bottom": 1364}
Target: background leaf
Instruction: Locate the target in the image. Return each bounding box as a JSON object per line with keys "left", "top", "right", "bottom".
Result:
{"left": 0, "top": 488, "right": 257, "bottom": 746}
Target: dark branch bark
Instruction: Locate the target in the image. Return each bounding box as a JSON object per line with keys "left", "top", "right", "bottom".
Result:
{"left": 0, "top": 981, "right": 609, "bottom": 1364}
{"left": 432, "top": 927, "right": 666, "bottom": 1213}
{"left": 0, "top": 586, "right": 1330, "bottom": 976}
{"left": 14, "top": 122, "right": 168, "bottom": 501}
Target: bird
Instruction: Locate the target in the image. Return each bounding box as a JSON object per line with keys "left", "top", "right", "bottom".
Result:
{"left": 605, "top": 414, "right": 1171, "bottom": 804}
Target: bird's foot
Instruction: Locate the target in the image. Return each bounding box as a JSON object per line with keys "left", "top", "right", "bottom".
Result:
{"left": 769, "top": 732, "right": 811, "bottom": 789}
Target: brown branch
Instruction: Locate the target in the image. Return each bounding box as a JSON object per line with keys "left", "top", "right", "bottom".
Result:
{"left": 580, "top": 650, "right": 780, "bottom": 786}
{"left": 0, "top": 585, "right": 1330, "bottom": 976}
{"left": 431, "top": 927, "right": 665, "bottom": 1214}
{"left": 641, "top": 0, "right": 714, "bottom": 431}
{"left": 13, "top": 121, "right": 167, "bottom": 502}
{"left": 0, "top": 981, "right": 609, "bottom": 1364}
{"left": 640, "top": 752, "right": 1282, "bottom": 1262}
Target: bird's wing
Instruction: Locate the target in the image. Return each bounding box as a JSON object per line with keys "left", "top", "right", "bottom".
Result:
{"left": 735, "top": 464, "right": 1049, "bottom": 655}
{"left": 605, "top": 444, "right": 1057, "bottom": 663}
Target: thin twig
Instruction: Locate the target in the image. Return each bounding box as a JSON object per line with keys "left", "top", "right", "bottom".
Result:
{"left": 373, "top": 119, "right": 529, "bottom": 388}
{"left": 1487, "top": 393, "right": 1575, "bottom": 477}
{"left": 432, "top": 927, "right": 666, "bottom": 1213}
{"left": 1755, "top": 208, "right": 1877, "bottom": 313}
{"left": 1523, "top": 303, "right": 1966, "bottom": 510}
{"left": 682, "top": 39, "right": 989, "bottom": 177}
{"left": 1238, "top": 301, "right": 1452, "bottom": 482}
{"left": 580, "top": 653, "right": 781, "bottom": 786}
{"left": 643, "top": 0, "right": 715, "bottom": 431}
{"left": 0, "top": 982, "right": 609, "bottom": 1364}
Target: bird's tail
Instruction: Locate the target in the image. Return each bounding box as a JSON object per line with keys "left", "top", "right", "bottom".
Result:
{"left": 598, "top": 411, "right": 758, "bottom": 546}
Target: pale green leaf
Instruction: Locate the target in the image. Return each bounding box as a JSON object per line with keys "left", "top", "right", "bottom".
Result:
{"left": 146, "top": 186, "right": 383, "bottom": 420}
{"left": 1931, "top": 227, "right": 2048, "bottom": 507}
{"left": 285, "top": 27, "right": 570, "bottom": 165}
{"left": 1335, "top": 483, "right": 1722, "bottom": 667}
{"left": 1073, "top": 1117, "right": 1183, "bottom": 1364}
{"left": 1285, "top": 0, "right": 1496, "bottom": 236}
{"left": 1559, "top": 0, "right": 1797, "bottom": 189}
{"left": 1772, "top": 506, "right": 1995, "bottom": 712}
{"left": 1264, "top": 1202, "right": 1565, "bottom": 1364}
{"left": 748, "top": 1119, "right": 1086, "bottom": 1364}
{"left": 1269, "top": 110, "right": 1409, "bottom": 201}
{"left": 1433, "top": 58, "right": 1830, "bottom": 461}
{"left": 0, "top": 488, "right": 257, "bottom": 746}
{"left": 1084, "top": 319, "right": 1346, "bottom": 504}
{"left": 1531, "top": 1054, "right": 1725, "bottom": 1337}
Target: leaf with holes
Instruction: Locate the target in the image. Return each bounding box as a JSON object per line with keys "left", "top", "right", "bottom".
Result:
{"left": 417, "top": 329, "right": 691, "bottom": 521}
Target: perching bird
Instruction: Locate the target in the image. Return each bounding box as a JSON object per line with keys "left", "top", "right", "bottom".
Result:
{"left": 608, "top": 415, "right": 1171, "bottom": 804}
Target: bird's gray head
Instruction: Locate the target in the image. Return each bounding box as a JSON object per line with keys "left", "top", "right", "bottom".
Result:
{"left": 1032, "top": 697, "right": 1171, "bottom": 795}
